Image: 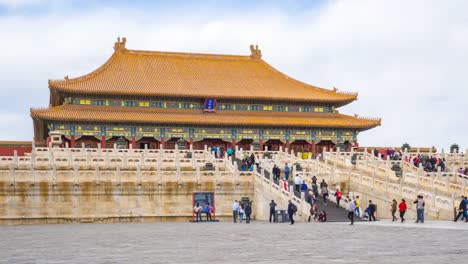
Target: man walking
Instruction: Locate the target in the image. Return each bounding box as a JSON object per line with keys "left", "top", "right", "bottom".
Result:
{"left": 348, "top": 199, "right": 356, "bottom": 225}
{"left": 287, "top": 200, "right": 297, "bottom": 225}
{"left": 391, "top": 199, "right": 398, "bottom": 222}
{"left": 244, "top": 202, "right": 252, "bottom": 224}
{"left": 269, "top": 200, "right": 277, "bottom": 223}
{"left": 232, "top": 200, "right": 239, "bottom": 223}
{"left": 368, "top": 200, "right": 376, "bottom": 221}
{"left": 284, "top": 163, "right": 290, "bottom": 181}
{"left": 413, "top": 195, "right": 425, "bottom": 223}
{"left": 454, "top": 195, "right": 467, "bottom": 222}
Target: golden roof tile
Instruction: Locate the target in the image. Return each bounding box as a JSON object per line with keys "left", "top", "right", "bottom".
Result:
{"left": 30, "top": 105, "right": 380, "bottom": 130}
{"left": 48, "top": 38, "right": 357, "bottom": 105}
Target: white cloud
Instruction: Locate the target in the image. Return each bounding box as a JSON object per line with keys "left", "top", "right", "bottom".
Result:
{"left": 0, "top": 0, "right": 467, "bottom": 151}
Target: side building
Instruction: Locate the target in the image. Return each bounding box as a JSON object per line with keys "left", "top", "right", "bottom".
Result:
{"left": 31, "top": 38, "right": 380, "bottom": 153}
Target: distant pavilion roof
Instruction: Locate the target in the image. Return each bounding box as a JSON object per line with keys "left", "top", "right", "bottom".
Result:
{"left": 48, "top": 38, "right": 357, "bottom": 105}
{"left": 31, "top": 104, "right": 380, "bottom": 130}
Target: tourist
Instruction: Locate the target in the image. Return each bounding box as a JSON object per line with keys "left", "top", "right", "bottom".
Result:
{"left": 368, "top": 200, "right": 376, "bottom": 221}
{"left": 413, "top": 195, "right": 425, "bottom": 223}
{"left": 348, "top": 199, "right": 356, "bottom": 225}
{"left": 283, "top": 178, "right": 289, "bottom": 191}
{"left": 321, "top": 185, "right": 329, "bottom": 204}
{"left": 355, "top": 196, "right": 361, "bottom": 218}
{"left": 320, "top": 179, "right": 328, "bottom": 189}
{"left": 454, "top": 195, "right": 467, "bottom": 222}
{"left": 391, "top": 199, "right": 398, "bottom": 222}
{"left": 294, "top": 174, "right": 301, "bottom": 192}
{"left": 334, "top": 189, "right": 342, "bottom": 208}
{"left": 205, "top": 203, "right": 213, "bottom": 222}
{"left": 318, "top": 210, "right": 327, "bottom": 222}
{"left": 269, "top": 200, "right": 277, "bottom": 223}
{"left": 272, "top": 165, "right": 280, "bottom": 182}
{"left": 193, "top": 202, "right": 203, "bottom": 222}
{"left": 287, "top": 200, "right": 297, "bottom": 225}
{"left": 239, "top": 205, "right": 245, "bottom": 223}
{"left": 300, "top": 181, "right": 308, "bottom": 193}
{"left": 306, "top": 190, "right": 314, "bottom": 205}
{"left": 244, "top": 202, "right": 252, "bottom": 224}
{"left": 284, "top": 163, "right": 290, "bottom": 181}
{"left": 308, "top": 203, "right": 318, "bottom": 222}
{"left": 312, "top": 182, "right": 319, "bottom": 199}
{"left": 232, "top": 200, "right": 239, "bottom": 223}
{"left": 399, "top": 199, "right": 407, "bottom": 223}
{"left": 311, "top": 175, "right": 317, "bottom": 184}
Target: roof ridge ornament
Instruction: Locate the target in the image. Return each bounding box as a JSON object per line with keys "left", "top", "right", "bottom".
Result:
{"left": 249, "top": 44, "right": 262, "bottom": 59}
{"left": 114, "top": 37, "right": 127, "bottom": 52}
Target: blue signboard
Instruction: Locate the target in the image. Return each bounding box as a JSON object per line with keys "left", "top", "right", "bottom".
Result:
{"left": 204, "top": 99, "right": 216, "bottom": 111}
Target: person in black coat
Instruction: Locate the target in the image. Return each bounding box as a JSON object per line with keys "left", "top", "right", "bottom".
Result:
{"left": 244, "top": 202, "right": 252, "bottom": 224}
{"left": 287, "top": 200, "right": 296, "bottom": 225}
{"left": 454, "top": 196, "right": 467, "bottom": 222}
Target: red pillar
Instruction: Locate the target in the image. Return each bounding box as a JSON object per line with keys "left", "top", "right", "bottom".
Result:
{"left": 132, "top": 136, "right": 137, "bottom": 149}
{"left": 231, "top": 138, "right": 236, "bottom": 148}
{"left": 70, "top": 135, "right": 76, "bottom": 148}
{"left": 286, "top": 140, "right": 290, "bottom": 150}
{"left": 259, "top": 139, "right": 263, "bottom": 151}
{"left": 161, "top": 137, "right": 165, "bottom": 148}
{"left": 311, "top": 140, "right": 316, "bottom": 155}
{"left": 101, "top": 136, "right": 106, "bottom": 148}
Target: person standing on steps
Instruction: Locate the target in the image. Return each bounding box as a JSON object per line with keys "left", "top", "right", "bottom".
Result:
{"left": 269, "top": 200, "right": 277, "bottom": 223}
{"left": 368, "top": 200, "right": 376, "bottom": 221}
{"left": 232, "top": 200, "right": 239, "bottom": 223}
{"left": 348, "top": 199, "right": 356, "bottom": 225}
{"left": 334, "top": 189, "right": 342, "bottom": 208}
{"left": 287, "top": 200, "right": 297, "bottom": 225}
{"left": 244, "top": 202, "right": 252, "bottom": 224}
{"left": 399, "top": 199, "right": 407, "bottom": 223}
{"left": 300, "top": 181, "right": 308, "bottom": 193}
{"left": 284, "top": 163, "right": 290, "bottom": 181}
{"left": 294, "top": 174, "right": 301, "bottom": 193}
{"left": 413, "top": 195, "right": 425, "bottom": 223}
{"left": 320, "top": 179, "right": 328, "bottom": 189}
{"left": 391, "top": 199, "right": 398, "bottom": 222}
{"left": 321, "top": 185, "right": 329, "bottom": 204}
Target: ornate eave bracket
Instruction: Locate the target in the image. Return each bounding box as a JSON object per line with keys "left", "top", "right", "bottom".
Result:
{"left": 249, "top": 44, "right": 262, "bottom": 59}
{"left": 114, "top": 37, "right": 127, "bottom": 52}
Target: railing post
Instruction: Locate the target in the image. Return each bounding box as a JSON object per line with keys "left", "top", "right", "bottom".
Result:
{"left": 196, "top": 164, "right": 200, "bottom": 183}
{"left": 95, "top": 164, "right": 100, "bottom": 184}
{"left": 73, "top": 164, "right": 79, "bottom": 185}
{"left": 9, "top": 163, "right": 15, "bottom": 186}
{"left": 13, "top": 150, "right": 18, "bottom": 168}
{"left": 137, "top": 165, "right": 142, "bottom": 185}
{"left": 116, "top": 165, "right": 121, "bottom": 185}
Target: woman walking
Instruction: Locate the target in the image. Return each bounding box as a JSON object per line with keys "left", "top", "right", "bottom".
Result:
{"left": 399, "top": 199, "right": 407, "bottom": 223}
{"left": 239, "top": 205, "right": 245, "bottom": 223}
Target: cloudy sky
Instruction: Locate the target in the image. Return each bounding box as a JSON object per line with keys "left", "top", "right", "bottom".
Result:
{"left": 0, "top": 0, "right": 467, "bottom": 151}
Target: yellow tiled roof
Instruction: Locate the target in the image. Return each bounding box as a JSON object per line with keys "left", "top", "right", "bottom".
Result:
{"left": 48, "top": 38, "right": 357, "bottom": 104}
{"left": 30, "top": 105, "right": 380, "bottom": 130}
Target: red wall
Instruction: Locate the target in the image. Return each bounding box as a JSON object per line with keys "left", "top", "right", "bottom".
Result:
{"left": 0, "top": 146, "right": 32, "bottom": 156}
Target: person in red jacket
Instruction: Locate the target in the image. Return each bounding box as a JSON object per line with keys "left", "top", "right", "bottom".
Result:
{"left": 399, "top": 199, "right": 407, "bottom": 223}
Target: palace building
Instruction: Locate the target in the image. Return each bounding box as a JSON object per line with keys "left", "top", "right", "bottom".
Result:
{"left": 30, "top": 37, "right": 380, "bottom": 153}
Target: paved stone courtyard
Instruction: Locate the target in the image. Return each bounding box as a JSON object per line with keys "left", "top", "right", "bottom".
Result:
{"left": 1, "top": 220, "right": 467, "bottom": 264}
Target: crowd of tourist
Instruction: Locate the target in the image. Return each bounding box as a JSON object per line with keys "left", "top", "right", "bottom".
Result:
{"left": 373, "top": 148, "right": 403, "bottom": 160}
{"left": 405, "top": 154, "right": 447, "bottom": 172}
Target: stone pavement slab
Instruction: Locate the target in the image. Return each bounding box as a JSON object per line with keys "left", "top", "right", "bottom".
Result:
{"left": 0, "top": 221, "right": 467, "bottom": 264}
